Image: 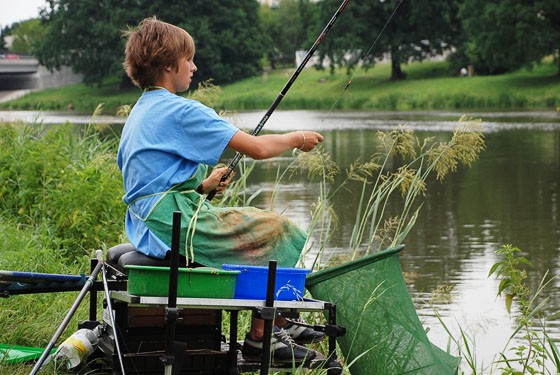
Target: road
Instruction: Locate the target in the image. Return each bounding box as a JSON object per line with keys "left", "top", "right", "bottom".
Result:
{"left": 0, "top": 89, "right": 33, "bottom": 103}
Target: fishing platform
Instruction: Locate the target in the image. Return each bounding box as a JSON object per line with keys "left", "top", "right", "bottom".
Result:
{"left": 0, "top": 214, "right": 345, "bottom": 374}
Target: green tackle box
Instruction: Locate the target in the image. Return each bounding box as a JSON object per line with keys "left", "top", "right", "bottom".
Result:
{"left": 125, "top": 265, "right": 239, "bottom": 298}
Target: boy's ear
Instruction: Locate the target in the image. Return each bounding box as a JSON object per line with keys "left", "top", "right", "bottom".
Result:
{"left": 164, "top": 66, "right": 172, "bottom": 72}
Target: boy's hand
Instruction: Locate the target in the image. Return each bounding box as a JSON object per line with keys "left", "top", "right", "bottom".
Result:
{"left": 202, "top": 166, "right": 234, "bottom": 194}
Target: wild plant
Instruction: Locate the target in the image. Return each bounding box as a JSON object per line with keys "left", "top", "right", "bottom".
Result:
{"left": 488, "top": 244, "right": 560, "bottom": 375}
{"left": 293, "top": 115, "right": 485, "bottom": 263}
{"left": 0, "top": 119, "right": 124, "bottom": 257}
{"left": 434, "top": 245, "right": 560, "bottom": 375}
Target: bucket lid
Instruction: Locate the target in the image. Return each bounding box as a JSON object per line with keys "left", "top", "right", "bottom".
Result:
{"left": 305, "top": 245, "right": 404, "bottom": 287}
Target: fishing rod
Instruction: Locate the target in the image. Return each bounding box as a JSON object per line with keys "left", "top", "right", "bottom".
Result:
{"left": 206, "top": 0, "right": 351, "bottom": 201}
{"left": 101, "top": 263, "right": 126, "bottom": 374}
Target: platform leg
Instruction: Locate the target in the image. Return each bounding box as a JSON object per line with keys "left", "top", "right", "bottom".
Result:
{"left": 260, "top": 260, "right": 277, "bottom": 375}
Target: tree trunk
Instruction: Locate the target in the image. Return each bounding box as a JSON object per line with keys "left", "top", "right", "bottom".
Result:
{"left": 557, "top": 49, "right": 560, "bottom": 76}
{"left": 390, "top": 50, "right": 406, "bottom": 81}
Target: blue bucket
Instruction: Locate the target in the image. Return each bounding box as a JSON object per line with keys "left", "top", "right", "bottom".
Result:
{"left": 221, "top": 264, "right": 310, "bottom": 300}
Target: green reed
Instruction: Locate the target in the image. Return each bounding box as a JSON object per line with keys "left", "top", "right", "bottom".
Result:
{"left": 290, "top": 116, "right": 485, "bottom": 262}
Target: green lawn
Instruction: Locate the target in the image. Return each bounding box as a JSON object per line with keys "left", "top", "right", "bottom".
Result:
{"left": 1, "top": 59, "right": 558, "bottom": 115}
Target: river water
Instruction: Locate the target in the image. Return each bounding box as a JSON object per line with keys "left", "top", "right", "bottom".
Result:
{"left": 228, "top": 110, "right": 560, "bottom": 372}
{"left": 1, "top": 109, "right": 559, "bottom": 371}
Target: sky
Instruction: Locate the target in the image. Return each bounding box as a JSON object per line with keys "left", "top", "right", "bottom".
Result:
{"left": 0, "top": 0, "right": 45, "bottom": 29}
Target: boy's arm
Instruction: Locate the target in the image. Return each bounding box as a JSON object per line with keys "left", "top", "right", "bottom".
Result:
{"left": 228, "top": 130, "right": 323, "bottom": 160}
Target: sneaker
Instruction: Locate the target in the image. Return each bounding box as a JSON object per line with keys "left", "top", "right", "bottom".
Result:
{"left": 282, "top": 319, "right": 326, "bottom": 344}
{"left": 242, "top": 327, "right": 317, "bottom": 365}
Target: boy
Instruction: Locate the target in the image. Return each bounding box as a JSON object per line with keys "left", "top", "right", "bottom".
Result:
{"left": 119, "top": 17, "right": 325, "bottom": 363}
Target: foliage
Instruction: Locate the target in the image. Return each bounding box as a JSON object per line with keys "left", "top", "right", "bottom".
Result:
{"left": 0, "top": 118, "right": 124, "bottom": 257}
{"left": 488, "top": 244, "right": 560, "bottom": 375}
{"left": 259, "top": 0, "right": 317, "bottom": 68}
{"left": 0, "top": 218, "right": 92, "bottom": 375}
{"left": 458, "top": 0, "right": 560, "bottom": 75}
{"left": 8, "top": 19, "right": 46, "bottom": 54}
{"left": 489, "top": 245, "right": 534, "bottom": 315}
{"left": 35, "top": 0, "right": 126, "bottom": 85}
{"left": 312, "top": 0, "right": 460, "bottom": 80}
{"left": 35, "top": 0, "right": 267, "bottom": 86}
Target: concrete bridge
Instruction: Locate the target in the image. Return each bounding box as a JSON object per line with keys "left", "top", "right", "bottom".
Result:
{"left": 0, "top": 55, "right": 82, "bottom": 90}
{"left": 0, "top": 56, "right": 39, "bottom": 74}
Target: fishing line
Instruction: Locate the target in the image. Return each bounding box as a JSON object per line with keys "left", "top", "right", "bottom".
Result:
{"left": 324, "top": 0, "right": 405, "bottom": 115}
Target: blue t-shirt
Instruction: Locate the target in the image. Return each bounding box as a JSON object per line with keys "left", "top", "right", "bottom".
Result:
{"left": 117, "top": 89, "right": 238, "bottom": 258}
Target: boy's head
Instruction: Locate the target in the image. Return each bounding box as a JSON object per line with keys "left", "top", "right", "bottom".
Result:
{"left": 123, "top": 17, "right": 195, "bottom": 89}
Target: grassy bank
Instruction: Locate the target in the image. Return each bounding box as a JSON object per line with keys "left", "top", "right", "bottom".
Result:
{"left": 1, "top": 60, "right": 558, "bottom": 114}
{"left": 219, "top": 59, "right": 560, "bottom": 112}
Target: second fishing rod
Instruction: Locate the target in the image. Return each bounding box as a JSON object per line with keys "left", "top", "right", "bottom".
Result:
{"left": 206, "top": 0, "right": 350, "bottom": 201}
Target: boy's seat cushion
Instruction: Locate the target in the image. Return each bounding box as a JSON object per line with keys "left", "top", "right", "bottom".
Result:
{"left": 107, "top": 243, "right": 199, "bottom": 272}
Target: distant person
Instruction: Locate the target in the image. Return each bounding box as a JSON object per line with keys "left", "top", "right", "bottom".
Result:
{"left": 119, "top": 17, "right": 325, "bottom": 364}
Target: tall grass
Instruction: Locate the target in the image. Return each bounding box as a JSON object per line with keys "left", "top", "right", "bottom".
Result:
{"left": 215, "top": 116, "right": 486, "bottom": 374}
{"left": 0, "top": 117, "right": 125, "bottom": 257}
{"left": 0, "top": 111, "right": 124, "bottom": 373}
{"left": 288, "top": 116, "right": 485, "bottom": 267}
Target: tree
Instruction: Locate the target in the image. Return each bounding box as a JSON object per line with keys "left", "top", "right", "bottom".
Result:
{"left": 10, "top": 19, "right": 47, "bottom": 54}
{"left": 312, "top": 0, "right": 461, "bottom": 80}
{"left": 35, "top": 0, "right": 130, "bottom": 85}
{"left": 35, "top": 0, "right": 267, "bottom": 86}
{"left": 259, "top": 0, "right": 317, "bottom": 68}
{"left": 171, "top": 0, "right": 268, "bottom": 86}
{"left": 459, "top": 0, "right": 560, "bottom": 75}
{"left": 0, "top": 28, "right": 5, "bottom": 52}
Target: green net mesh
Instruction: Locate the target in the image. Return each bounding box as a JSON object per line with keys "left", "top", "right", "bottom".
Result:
{"left": 306, "top": 246, "right": 460, "bottom": 375}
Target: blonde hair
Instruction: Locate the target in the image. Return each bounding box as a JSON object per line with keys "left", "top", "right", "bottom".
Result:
{"left": 123, "top": 17, "right": 195, "bottom": 89}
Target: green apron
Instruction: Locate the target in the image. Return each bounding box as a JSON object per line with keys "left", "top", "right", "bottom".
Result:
{"left": 137, "top": 165, "right": 306, "bottom": 268}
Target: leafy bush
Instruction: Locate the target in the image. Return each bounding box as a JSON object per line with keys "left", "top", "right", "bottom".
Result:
{"left": 0, "top": 122, "right": 125, "bottom": 257}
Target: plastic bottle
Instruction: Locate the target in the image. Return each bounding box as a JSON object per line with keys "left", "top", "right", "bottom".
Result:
{"left": 54, "top": 328, "right": 100, "bottom": 369}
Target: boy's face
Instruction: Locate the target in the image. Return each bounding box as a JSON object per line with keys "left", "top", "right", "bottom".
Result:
{"left": 168, "top": 56, "right": 197, "bottom": 93}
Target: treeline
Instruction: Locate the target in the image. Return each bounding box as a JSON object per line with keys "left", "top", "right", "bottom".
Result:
{"left": 2, "top": 0, "right": 559, "bottom": 87}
